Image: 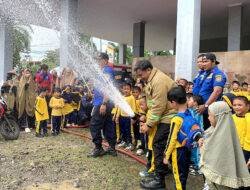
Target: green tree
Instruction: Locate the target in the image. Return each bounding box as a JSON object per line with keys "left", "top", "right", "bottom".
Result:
{"left": 42, "top": 49, "right": 59, "bottom": 69}
{"left": 126, "top": 47, "right": 133, "bottom": 65}
{"left": 108, "top": 42, "right": 119, "bottom": 64}
{"left": 12, "top": 25, "right": 32, "bottom": 68}
{"left": 79, "top": 34, "right": 97, "bottom": 51}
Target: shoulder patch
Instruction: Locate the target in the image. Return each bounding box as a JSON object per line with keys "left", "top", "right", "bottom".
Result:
{"left": 215, "top": 75, "right": 222, "bottom": 82}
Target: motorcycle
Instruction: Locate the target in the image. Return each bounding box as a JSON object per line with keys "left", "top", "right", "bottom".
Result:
{"left": 0, "top": 98, "right": 20, "bottom": 140}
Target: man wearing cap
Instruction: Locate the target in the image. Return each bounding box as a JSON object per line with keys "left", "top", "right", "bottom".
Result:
{"left": 196, "top": 53, "right": 227, "bottom": 129}
{"left": 88, "top": 52, "right": 117, "bottom": 157}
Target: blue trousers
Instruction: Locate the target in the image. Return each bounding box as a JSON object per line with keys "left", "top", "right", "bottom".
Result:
{"left": 90, "top": 104, "right": 116, "bottom": 149}
{"left": 171, "top": 147, "right": 191, "bottom": 190}
{"left": 119, "top": 116, "right": 132, "bottom": 144}
{"left": 190, "top": 146, "right": 200, "bottom": 170}
{"left": 52, "top": 116, "right": 62, "bottom": 133}
{"left": 36, "top": 120, "right": 47, "bottom": 135}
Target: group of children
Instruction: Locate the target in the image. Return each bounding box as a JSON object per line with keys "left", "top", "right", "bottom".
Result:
{"left": 34, "top": 85, "right": 92, "bottom": 137}
{"left": 162, "top": 86, "right": 249, "bottom": 190}
{"left": 112, "top": 78, "right": 250, "bottom": 189}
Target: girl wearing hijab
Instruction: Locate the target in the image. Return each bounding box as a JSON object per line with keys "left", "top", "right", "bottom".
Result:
{"left": 18, "top": 69, "right": 37, "bottom": 132}
{"left": 199, "top": 101, "right": 250, "bottom": 189}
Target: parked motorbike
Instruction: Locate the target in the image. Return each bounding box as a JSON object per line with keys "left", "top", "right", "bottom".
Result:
{"left": 0, "top": 98, "right": 20, "bottom": 140}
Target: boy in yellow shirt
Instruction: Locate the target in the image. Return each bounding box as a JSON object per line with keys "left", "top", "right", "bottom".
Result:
{"left": 164, "top": 86, "right": 202, "bottom": 190}
{"left": 231, "top": 81, "right": 242, "bottom": 96}
{"left": 49, "top": 88, "right": 64, "bottom": 136}
{"left": 35, "top": 88, "right": 49, "bottom": 137}
{"left": 138, "top": 96, "right": 157, "bottom": 178}
{"left": 116, "top": 82, "right": 136, "bottom": 150}
{"left": 132, "top": 86, "right": 145, "bottom": 155}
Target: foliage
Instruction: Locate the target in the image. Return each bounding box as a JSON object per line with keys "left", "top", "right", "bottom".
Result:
{"left": 79, "top": 34, "right": 97, "bottom": 52}
{"left": 12, "top": 25, "right": 32, "bottom": 68}
{"left": 41, "top": 49, "right": 59, "bottom": 70}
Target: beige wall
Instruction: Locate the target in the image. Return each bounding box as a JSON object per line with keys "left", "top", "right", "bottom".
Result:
{"left": 133, "top": 50, "right": 250, "bottom": 83}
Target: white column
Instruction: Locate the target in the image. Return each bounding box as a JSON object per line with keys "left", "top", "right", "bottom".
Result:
{"left": 175, "top": 0, "right": 201, "bottom": 81}
{"left": 60, "top": 0, "right": 78, "bottom": 68}
{"left": 119, "top": 44, "right": 127, "bottom": 64}
{"left": 0, "top": 20, "right": 13, "bottom": 85}
{"left": 228, "top": 4, "right": 242, "bottom": 51}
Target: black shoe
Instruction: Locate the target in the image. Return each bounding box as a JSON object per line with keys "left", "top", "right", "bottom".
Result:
{"left": 51, "top": 132, "right": 56, "bottom": 136}
{"left": 35, "top": 133, "right": 43, "bottom": 138}
{"left": 140, "top": 176, "right": 165, "bottom": 189}
{"left": 105, "top": 147, "right": 117, "bottom": 157}
{"left": 87, "top": 148, "right": 106, "bottom": 158}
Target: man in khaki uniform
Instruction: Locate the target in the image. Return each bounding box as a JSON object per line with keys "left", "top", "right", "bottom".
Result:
{"left": 135, "top": 60, "right": 176, "bottom": 189}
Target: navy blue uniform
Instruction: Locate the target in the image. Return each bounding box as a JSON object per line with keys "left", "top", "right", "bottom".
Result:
{"left": 193, "top": 70, "right": 205, "bottom": 95}
{"left": 195, "top": 66, "right": 226, "bottom": 129}
{"left": 198, "top": 66, "right": 226, "bottom": 103}
{"left": 90, "top": 65, "right": 116, "bottom": 149}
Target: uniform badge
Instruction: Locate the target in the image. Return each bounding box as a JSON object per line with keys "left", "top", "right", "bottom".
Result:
{"left": 215, "top": 75, "right": 222, "bottom": 82}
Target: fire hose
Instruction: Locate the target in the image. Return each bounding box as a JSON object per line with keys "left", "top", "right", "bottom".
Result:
{"left": 61, "top": 127, "right": 147, "bottom": 166}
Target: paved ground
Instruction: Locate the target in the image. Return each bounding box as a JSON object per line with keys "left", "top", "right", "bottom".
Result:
{"left": 0, "top": 129, "right": 203, "bottom": 190}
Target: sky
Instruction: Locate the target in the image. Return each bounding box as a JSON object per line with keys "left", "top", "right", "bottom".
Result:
{"left": 26, "top": 25, "right": 110, "bottom": 61}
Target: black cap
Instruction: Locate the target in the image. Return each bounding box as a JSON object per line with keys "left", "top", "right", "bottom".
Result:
{"left": 98, "top": 52, "right": 109, "bottom": 60}
{"left": 203, "top": 53, "right": 220, "bottom": 65}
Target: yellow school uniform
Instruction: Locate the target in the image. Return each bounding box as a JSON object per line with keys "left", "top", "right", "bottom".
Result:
{"left": 35, "top": 96, "right": 49, "bottom": 121}
{"left": 165, "top": 116, "right": 185, "bottom": 190}
{"left": 117, "top": 95, "right": 137, "bottom": 117}
{"left": 231, "top": 90, "right": 243, "bottom": 96}
{"left": 135, "top": 99, "right": 142, "bottom": 115}
{"left": 49, "top": 97, "right": 64, "bottom": 116}
{"left": 243, "top": 113, "right": 250, "bottom": 151}
{"left": 146, "top": 110, "right": 157, "bottom": 173}
{"left": 233, "top": 114, "right": 247, "bottom": 148}
{"left": 112, "top": 106, "right": 120, "bottom": 140}
{"left": 62, "top": 102, "right": 74, "bottom": 115}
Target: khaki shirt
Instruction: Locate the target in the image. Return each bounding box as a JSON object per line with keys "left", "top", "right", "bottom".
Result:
{"left": 144, "top": 68, "right": 176, "bottom": 127}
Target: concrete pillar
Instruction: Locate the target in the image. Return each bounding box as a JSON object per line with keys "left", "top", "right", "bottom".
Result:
{"left": 0, "top": 20, "right": 13, "bottom": 85}
{"left": 60, "top": 0, "right": 78, "bottom": 68}
{"left": 133, "top": 22, "right": 145, "bottom": 57}
{"left": 175, "top": 0, "right": 201, "bottom": 81}
{"left": 228, "top": 4, "right": 242, "bottom": 51}
{"left": 119, "top": 44, "right": 127, "bottom": 64}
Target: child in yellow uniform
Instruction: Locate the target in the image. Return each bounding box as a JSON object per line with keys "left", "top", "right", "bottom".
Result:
{"left": 62, "top": 85, "right": 74, "bottom": 127}
{"left": 116, "top": 83, "right": 136, "bottom": 150}
{"left": 231, "top": 81, "right": 243, "bottom": 96}
{"left": 49, "top": 88, "right": 64, "bottom": 136}
{"left": 35, "top": 88, "right": 49, "bottom": 137}
{"left": 241, "top": 82, "right": 248, "bottom": 97}
{"left": 112, "top": 106, "right": 120, "bottom": 142}
{"left": 232, "top": 96, "right": 250, "bottom": 167}
{"left": 164, "top": 87, "right": 202, "bottom": 190}
{"left": 138, "top": 96, "right": 157, "bottom": 178}
{"left": 246, "top": 84, "right": 250, "bottom": 101}
{"left": 71, "top": 87, "right": 82, "bottom": 126}
{"left": 132, "top": 86, "right": 145, "bottom": 155}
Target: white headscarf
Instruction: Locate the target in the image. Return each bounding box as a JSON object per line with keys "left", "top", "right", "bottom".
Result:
{"left": 201, "top": 101, "right": 250, "bottom": 188}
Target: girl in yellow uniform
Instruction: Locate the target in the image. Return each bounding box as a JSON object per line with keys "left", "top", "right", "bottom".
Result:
{"left": 49, "top": 88, "right": 64, "bottom": 135}
{"left": 232, "top": 96, "right": 250, "bottom": 167}
{"left": 35, "top": 88, "right": 49, "bottom": 137}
